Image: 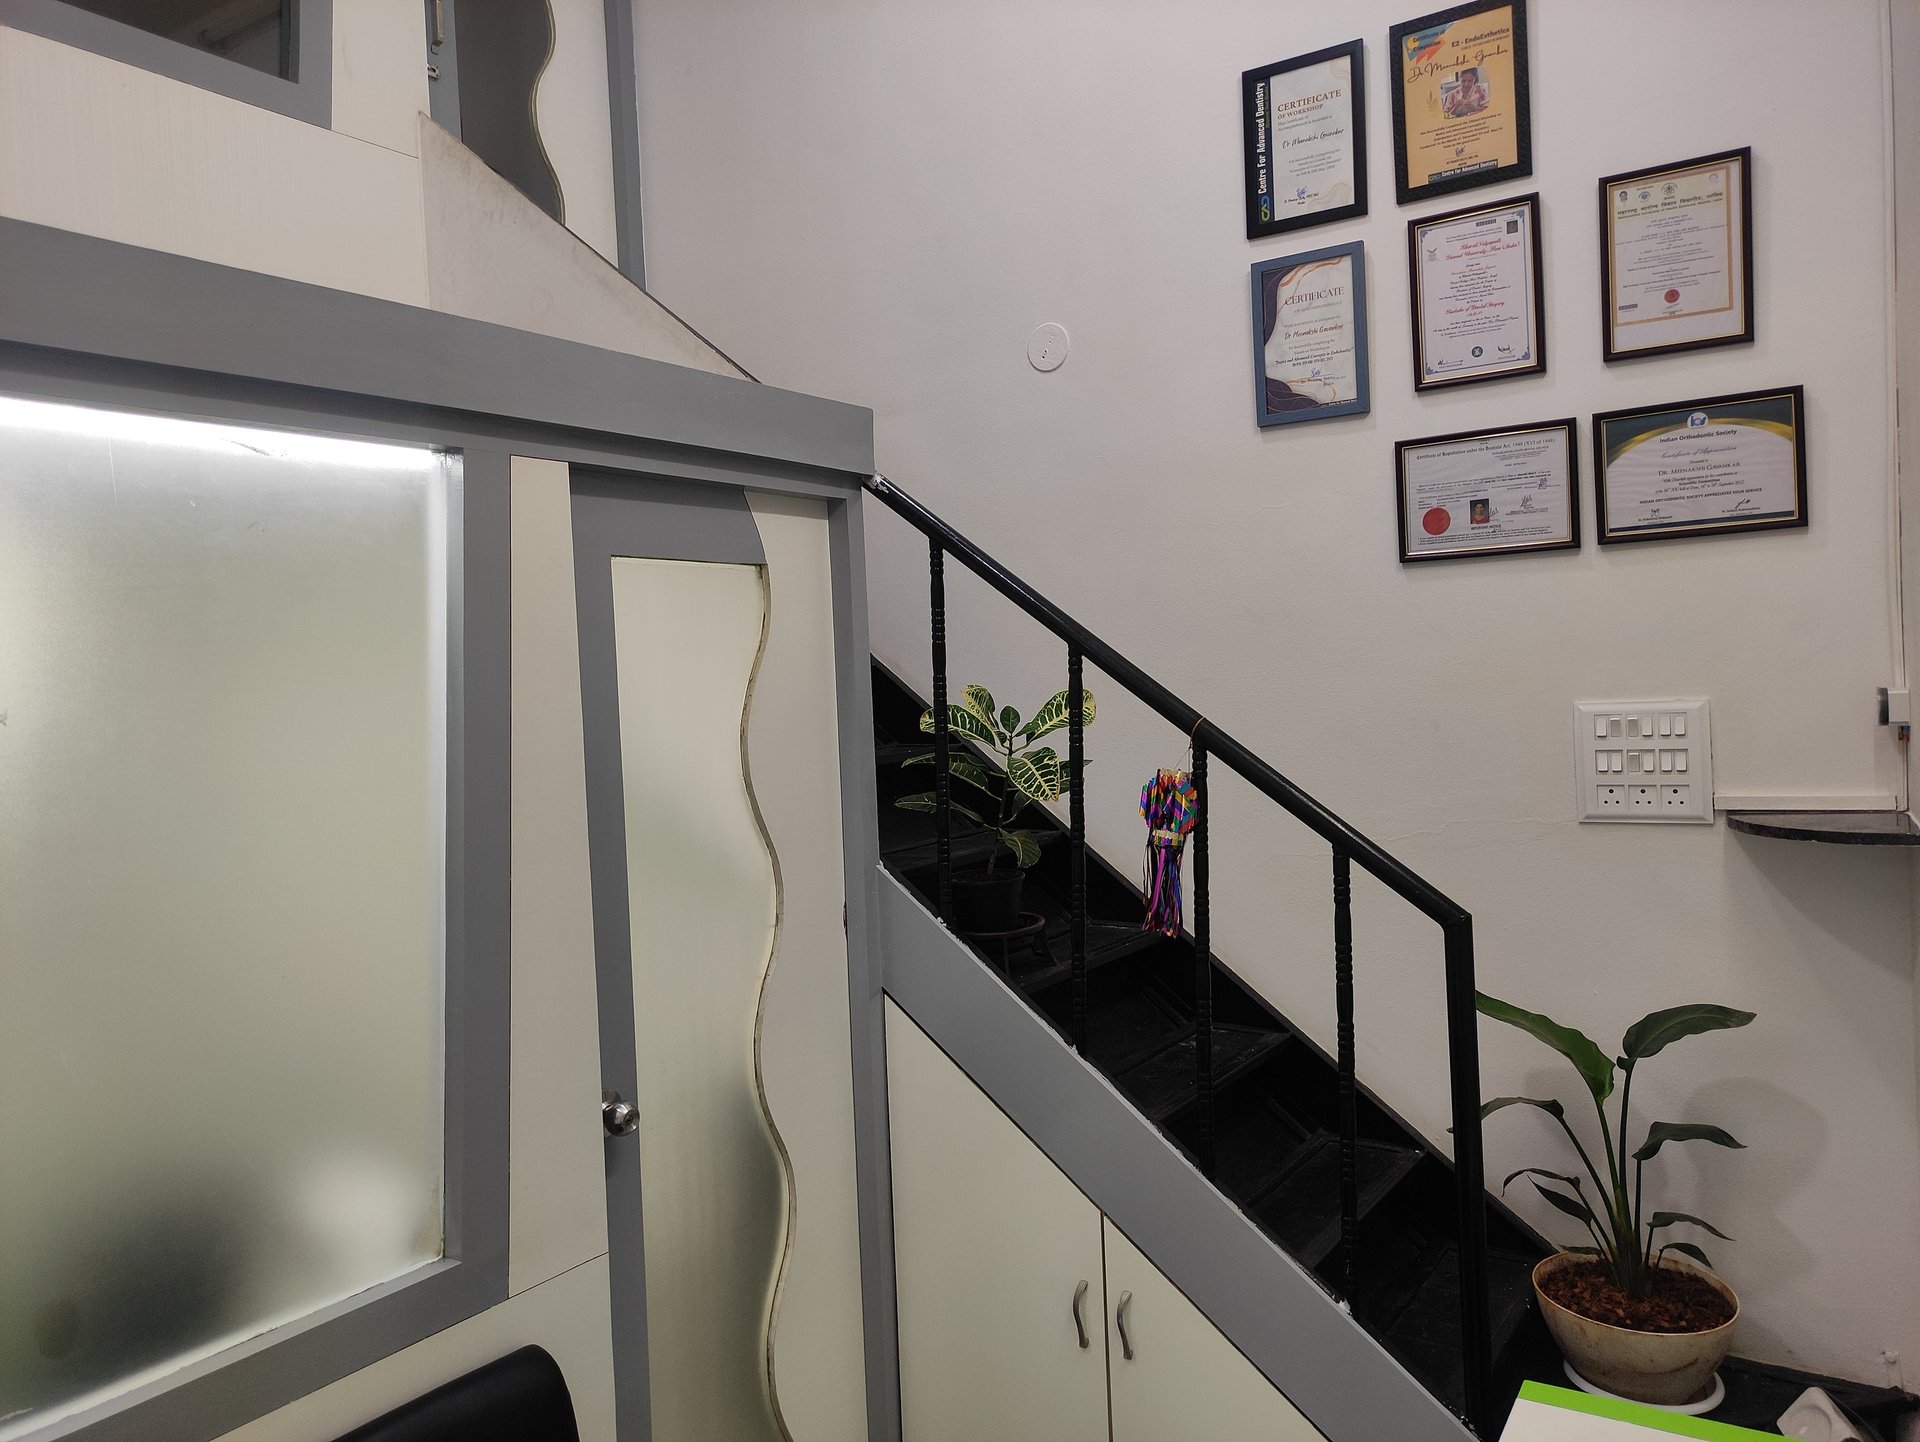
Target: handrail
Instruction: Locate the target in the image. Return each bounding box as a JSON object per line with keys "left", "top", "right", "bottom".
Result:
{"left": 865, "top": 475, "right": 1469, "bottom": 928}
{"left": 866, "top": 472, "right": 1494, "bottom": 1435}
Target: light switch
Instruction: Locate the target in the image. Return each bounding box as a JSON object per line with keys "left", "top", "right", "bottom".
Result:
{"left": 1574, "top": 700, "right": 1711, "bottom": 823}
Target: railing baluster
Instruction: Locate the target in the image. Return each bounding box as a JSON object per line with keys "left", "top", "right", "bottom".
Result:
{"left": 1068, "top": 645, "right": 1088, "bottom": 1053}
{"left": 1446, "top": 916, "right": 1493, "bottom": 1437}
{"left": 929, "top": 540, "right": 953, "bottom": 924}
{"left": 1333, "top": 849, "right": 1358, "bottom": 1303}
{"left": 1192, "top": 741, "right": 1214, "bottom": 1179}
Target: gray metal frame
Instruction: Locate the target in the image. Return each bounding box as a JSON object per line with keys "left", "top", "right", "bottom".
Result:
{"left": 877, "top": 870, "right": 1477, "bottom": 1442}
{"left": 0, "top": 215, "right": 897, "bottom": 1442}
{"left": 603, "top": 0, "right": 646, "bottom": 287}
{"left": 0, "top": 0, "right": 333, "bottom": 127}
{"left": 569, "top": 477, "right": 768, "bottom": 1442}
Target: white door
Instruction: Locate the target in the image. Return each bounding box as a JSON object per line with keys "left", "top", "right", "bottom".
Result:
{"left": 885, "top": 1001, "right": 1110, "bottom": 1442}
{"left": 1103, "top": 1220, "right": 1326, "bottom": 1442}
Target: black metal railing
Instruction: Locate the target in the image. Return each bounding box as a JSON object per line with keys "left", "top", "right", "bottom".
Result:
{"left": 866, "top": 475, "right": 1493, "bottom": 1436}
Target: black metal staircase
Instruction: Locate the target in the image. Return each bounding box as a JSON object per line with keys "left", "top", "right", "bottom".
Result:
{"left": 864, "top": 475, "right": 1920, "bottom": 1441}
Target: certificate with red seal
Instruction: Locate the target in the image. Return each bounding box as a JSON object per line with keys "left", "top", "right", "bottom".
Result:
{"left": 1396, "top": 418, "right": 1579, "bottom": 561}
{"left": 1600, "top": 148, "right": 1754, "bottom": 361}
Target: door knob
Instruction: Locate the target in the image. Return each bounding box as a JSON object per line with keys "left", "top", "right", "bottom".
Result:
{"left": 602, "top": 1089, "right": 639, "bottom": 1137}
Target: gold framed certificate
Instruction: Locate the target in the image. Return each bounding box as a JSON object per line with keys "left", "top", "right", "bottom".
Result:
{"left": 1600, "top": 148, "right": 1754, "bottom": 361}
{"left": 1408, "top": 192, "right": 1544, "bottom": 391}
{"left": 1388, "top": 0, "right": 1532, "bottom": 205}
{"left": 1594, "top": 387, "right": 1807, "bottom": 544}
{"left": 1242, "top": 41, "right": 1368, "bottom": 239}
{"left": 1397, "top": 418, "right": 1578, "bottom": 561}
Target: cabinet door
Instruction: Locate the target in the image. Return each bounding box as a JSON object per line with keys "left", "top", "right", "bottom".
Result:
{"left": 1104, "top": 1220, "right": 1327, "bottom": 1442}
{"left": 885, "top": 1002, "right": 1110, "bottom": 1442}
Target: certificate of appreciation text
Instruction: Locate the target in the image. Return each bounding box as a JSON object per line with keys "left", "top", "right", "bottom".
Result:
{"left": 1595, "top": 389, "right": 1805, "bottom": 543}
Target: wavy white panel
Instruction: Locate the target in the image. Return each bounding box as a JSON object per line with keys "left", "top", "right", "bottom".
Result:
{"left": 609, "top": 558, "right": 782, "bottom": 1442}
{"left": 535, "top": 0, "right": 619, "bottom": 262}
{"left": 748, "top": 495, "right": 869, "bottom": 1442}
{"left": 507, "top": 458, "right": 607, "bottom": 1295}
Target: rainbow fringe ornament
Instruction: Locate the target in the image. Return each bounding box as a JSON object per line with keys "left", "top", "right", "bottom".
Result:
{"left": 1138, "top": 768, "right": 1198, "bottom": 937}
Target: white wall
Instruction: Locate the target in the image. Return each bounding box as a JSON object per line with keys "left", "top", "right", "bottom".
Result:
{"left": 635, "top": 0, "right": 1920, "bottom": 1386}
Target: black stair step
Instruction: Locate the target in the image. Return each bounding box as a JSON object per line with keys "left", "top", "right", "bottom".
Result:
{"left": 1247, "top": 1135, "right": 1423, "bottom": 1269}
{"left": 1365, "top": 1240, "right": 1538, "bottom": 1416}
{"left": 1117, "top": 1025, "right": 1290, "bottom": 1123}
{"left": 1014, "top": 922, "right": 1169, "bottom": 995}
{"left": 1190, "top": 1088, "right": 1314, "bottom": 1204}
{"left": 1083, "top": 985, "right": 1189, "bottom": 1076}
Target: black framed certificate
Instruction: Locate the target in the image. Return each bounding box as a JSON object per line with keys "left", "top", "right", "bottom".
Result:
{"left": 1396, "top": 418, "right": 1578, "bottom": 561}
{"left": 1408, "top": 191, "right": 1544, "bottom": 391}
{"left": 1388, "top": 0, "right": 1532, "bottom": 205}
{"left": 1593, "top": 387, "right": 1806, "bottom": 544}
{"left": 1600, "top": 147, "right": 1754, "bottom": 361}
{"left": 1251, "top": 241, "right": 1370, "bottom": 427}
{"left": 1242, "top": 40, "right": 1367, "bottom": 239}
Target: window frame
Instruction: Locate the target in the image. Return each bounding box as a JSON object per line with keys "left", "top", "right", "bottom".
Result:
{"left": 0, "top": 0, "right": 333, "bottom": 127}
{"left": 2, "top": 423, "right": 510, "bottom": 1442}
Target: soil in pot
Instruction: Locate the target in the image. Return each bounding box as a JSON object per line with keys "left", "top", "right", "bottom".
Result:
{"left": 950, "top": 868, "right": 1025, "bottom": 933}
{"left": 1540, "top": 1259, "right": 1736, "bottom": 1333}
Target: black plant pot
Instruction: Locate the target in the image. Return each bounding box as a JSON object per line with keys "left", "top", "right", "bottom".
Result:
{"left": 950, "top": 868, "right": 1025, "bottom": 934}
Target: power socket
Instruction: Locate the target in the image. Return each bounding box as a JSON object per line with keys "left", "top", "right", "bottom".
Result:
{"left": 1575, "top": 700, "right": 1713, "bottom": 824}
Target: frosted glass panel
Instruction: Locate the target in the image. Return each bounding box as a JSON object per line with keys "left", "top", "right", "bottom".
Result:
{"left": 0, "top": 398, "right": 449, "bottom": 1434}
{"left": 609, "top": 558, "right": 784, "bottom": 1442}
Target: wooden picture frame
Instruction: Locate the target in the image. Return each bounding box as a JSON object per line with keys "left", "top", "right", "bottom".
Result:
{"left": 1599, "top": 147, "right": 1754, "bottom": 362}
{"left": 1593, "top": 386, "right": 1807, "bottom": 544}
{"left": 1408, "top": 191, "right": 1545, "bottom": 391}
{"left": 1396, "top": 418, "right": 1579, "bottom": 561}
{"left": 1242, "top": 40, "right": 1368, "bottom": 239}
{"left": 1388, "top": 0, "right": 1532, "bottom": 205}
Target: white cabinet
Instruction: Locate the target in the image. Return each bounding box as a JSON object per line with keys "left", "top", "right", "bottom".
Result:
{"left": 885, "top": 1001, "right": 1326, "bottom": 1442}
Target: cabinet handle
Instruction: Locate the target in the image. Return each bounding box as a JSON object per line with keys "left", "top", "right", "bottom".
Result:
{"left": 1116, "top": 1290, "right": 1135, "bottom": 1360}
{"left": 1071, "top": 1279, "right": 1091, "bottom": 1349}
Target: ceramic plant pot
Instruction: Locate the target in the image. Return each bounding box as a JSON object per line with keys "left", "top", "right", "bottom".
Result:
{"left": 1533, "top": 1252, "right": 1739, "bottom": 1406}
{"left": 950, "top": 868, "right": 1025, "bottom": 934}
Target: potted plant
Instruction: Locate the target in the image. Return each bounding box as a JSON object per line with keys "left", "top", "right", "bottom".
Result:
{"left": 1477, "top": 992, "right": 1754, "bottom": 1406}
{"left": 897, "top": 682, "right": 1094, "bottom": 933}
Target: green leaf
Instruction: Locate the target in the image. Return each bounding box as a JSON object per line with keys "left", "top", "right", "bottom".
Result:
{"left": 1476, "top": 993, "right": 1616, "bottom": 1106}
{"left": 1006, "top": 751, "right": 1061, "bottom": 803}
{"left": 1661, "top": 1241, "right": 1714, "bottom": 1271}
{"left": 1563, "top": 1246, "right": 1603, "bottom": 1256}
{"left": 1621, "top": 1004, "right": 1756, "bottom": 1064}
{"left": 1632, "top": 1121, "right": 1745, "bottom": 1162}
{"left": 919, "top": 704, "right": 998, "bottom": 747}
{"left": 1501, "top": 1166, "right": 1583, "bottom": 1194}
{"left": 999, "top": 704, "right": 1022, "bottom": 735}
{"left": 1648, "top": 1211, "right": 1732, "bottom": 1241}
{"left": 960, "top": 685, "right": 997, "bottom": 728}
{"left": 1530, "top": 1178, "right": 1599, "bottom": 1227}
{"left": 901, "top": 753, "right": 997, "bottom": 795}
{"left": 1018, "top": 687, "right": 1097, "bottom": 741}
{"left": 894, "top": 792, "right": 987, "bottom": 827}
{"left": 998, "top": 828, "right": 1042, "bottom": 868}
{"left": 1481, "top": 1095, "right": 1567, "bottom": 1123}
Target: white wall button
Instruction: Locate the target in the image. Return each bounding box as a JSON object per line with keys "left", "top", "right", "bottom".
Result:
{"left": 1596, "top": 716, "right": 1609, "bottom": 739}
{"left": 1659, "top": 715, "right": 1672, "bottom": 737}
{"left": 1674, "top": 715, "right": 1685, "bottom": 736}
{"left": 1676, "top": 751, "right": 1687, "bottom": 772}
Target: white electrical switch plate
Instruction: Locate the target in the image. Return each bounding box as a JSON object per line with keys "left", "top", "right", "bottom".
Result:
{"left": 1574, "top": 700, "right": 1712, "bottom": 823}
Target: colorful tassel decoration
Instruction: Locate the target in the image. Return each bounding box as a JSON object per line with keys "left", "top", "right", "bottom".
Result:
{"left": 1138, "top": 768, "right": 1198, "bottom": 937}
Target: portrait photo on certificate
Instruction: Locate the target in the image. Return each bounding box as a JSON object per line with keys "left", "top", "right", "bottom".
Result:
{"left": 1396, "top": 418, "right": 1578, "bottom": 561}
{"left": 1594, "top": 387, "right": 1806, "bottom": 544}
{"left": 1600, "top": 147, "right": 1754, "bottom": 361}
{"left": 1408, "top": 191, "right": 1544, "bottom": 391}
{"left": 1242, "top": 40, "right": 1368, "bottom": 239}
{"left": 1251, "top": 241, "right": 1370, "bottom": 427}
{"left": 1388, "top": 0, "right": 1532, "bottom": 205}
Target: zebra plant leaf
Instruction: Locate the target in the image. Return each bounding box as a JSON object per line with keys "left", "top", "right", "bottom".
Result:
{"left": 894, "top": 791, "right": 987, "bottom": 827}
{"left": 1648, "top": 1211, "right": 1732, "bottom": 1241}
{"left": 961, "top": 685, "right": 997, "bottom": 728}
{"left": 999, "top": 828, "right": 1042, "bottom": 868}
{"left": 902, "top": 752, "right": 997, "bottom": 794}
{"left": 918, "top": 704, "right": 997, "bottom": 748}
{"left": 1018, "top": 687, "right": 1097, "bottom": 741}
{"left": 1007, "top": 751, "right": 1061, "bottom": 803}
{"left": 999, "top": 705, "right": 1022, "bottom": 735}
{"left": 1632, "top": 1121, "right": 1744, "bottom": 1162}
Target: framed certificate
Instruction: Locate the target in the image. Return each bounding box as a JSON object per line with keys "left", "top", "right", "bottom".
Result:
{"left": 1388, "top": 0, "right": 1532, "bottom": 205}
{"left": 1408, "top": 191, "right": 1544, "bottom": 391}
{"left": 1251, "top": 241, "right": 1370, "bottom": 427}
{"left": 1397, "top": 418, "right": 1578, "bottom": 561}
{"left": 1242, "top": 40, "right": 1368, "bottom": 239}
{"left": 1600, "top": 147, "right": 1754, "bottom": 361}
{"left": 1594, "top": 387, "right": 1806, "bottom": 544}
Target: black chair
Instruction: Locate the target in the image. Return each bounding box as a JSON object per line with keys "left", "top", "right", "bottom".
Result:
{"left": 333, "top": 1345, "right": 579, "bottom": 1442}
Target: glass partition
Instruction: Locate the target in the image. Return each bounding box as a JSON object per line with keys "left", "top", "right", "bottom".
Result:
{"left": 0, "top": 397, "right": 450, "bottom": 1436}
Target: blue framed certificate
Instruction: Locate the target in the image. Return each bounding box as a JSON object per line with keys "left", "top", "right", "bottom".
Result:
{"left": 1250, "top": 241, "right": 1370, "bottom": 427}
{"left": 1593, "top": 386, "right": 1806, "bottom": 543}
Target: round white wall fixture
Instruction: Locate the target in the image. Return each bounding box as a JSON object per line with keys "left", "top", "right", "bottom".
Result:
{"left": 1027, "top": 323, "right": 1070, "bottom": 372}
